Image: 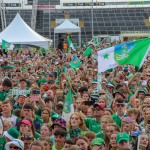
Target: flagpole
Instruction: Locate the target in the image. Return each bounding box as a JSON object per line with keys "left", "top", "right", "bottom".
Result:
{"left": 91, "top": 0, "right": 94, "bottom": 38}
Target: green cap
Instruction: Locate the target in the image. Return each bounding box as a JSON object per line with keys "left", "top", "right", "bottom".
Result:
{"left": 138, "top": 88, "right": 147, "bottom": 94}
{"left": 51, "top": 114, "right": 61, "bottom": 120}
{"left": 116, "top": 132, "right": 130, "bottom": 143}
{"left": 107, "top": 81, "right": 115, "bottom": 88}
{"left": 92, "top": 79, "right": 98, "bottom": 84}
{"left": 92, "top": 138, "right": 104, "bottom": 147}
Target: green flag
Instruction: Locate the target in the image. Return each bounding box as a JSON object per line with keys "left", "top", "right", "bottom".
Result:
{"left": 83, "top": 46, "right": 92, "bottom": 56}
{"left": 69, "top": 55, "right": 82, "bottom": 68}
{"left": 67, "top": 36, "right": 75, "bottom": 51}
{"left": 2, "top": 39, "right": 14, "bottom": 50}
{"left": 62, "top": 88, "right": 74, "bottom": 122}
{"left": 98, "top": 38, "right": 150, "bottom": 72}
{"left": 94, "top": 36, "right": 99, "bottom": 46}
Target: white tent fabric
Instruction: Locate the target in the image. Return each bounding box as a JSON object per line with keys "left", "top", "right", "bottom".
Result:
{"left": 54, "top": 19, "right": 81, "bottom": 33}
{"left": 54, "top": 19, "right": 81, "bottom": 48}
{"left": 0, "top": 13, "right": 50, "bottom": 49}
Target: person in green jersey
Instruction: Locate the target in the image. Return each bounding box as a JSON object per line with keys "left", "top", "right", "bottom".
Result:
{"left": 84, "top": 103, "right": 105, "bottom": 133}
{"left": 112, "top": 98, "right": 127, "bottom": 127}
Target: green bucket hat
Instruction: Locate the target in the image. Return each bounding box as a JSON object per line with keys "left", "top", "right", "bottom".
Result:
{"left": 92, "top": 138, "right": 104, "bottom": 147}
{"left": 116, "top": 132, "right": 130, "bottom": 143}
{"left": 4, "top": 128, "right": 19, "bottom": 140}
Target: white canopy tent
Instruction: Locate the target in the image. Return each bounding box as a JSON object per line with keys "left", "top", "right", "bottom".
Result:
{"left": 54, "top": 19, "right": 81, "bottom": 48}
{"left": 0, "top": 13, "right": 50, "bottom": 49}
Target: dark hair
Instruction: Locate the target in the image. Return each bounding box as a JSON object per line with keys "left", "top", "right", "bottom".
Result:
{"left": 56, "top": 104, "right": 63, "bottom": 110}
{"left": 78, "top": 87, "right": 88, "bottom": 93}
{"left": 115, "top": 98, "right": 125, "bottom": 103}
{"left": 19, "top": 79, "right": 27, "bottom": 83}
{"left": 21, "top": 134, "right": 34, "bottom": 141}
{"left": 54, "top": 129, "right": 67, "bottom": 137}
{"left": 2, "top": 79, "right": 12, "bottom": 87}
{"left": 64, "top": 138, "right": 76, "bottom": 145}
{"left": 44, "top": 97, "right": 53, "bottom": 103}
{"left": 23, "top": 103, "right": 34, "bottom": 111}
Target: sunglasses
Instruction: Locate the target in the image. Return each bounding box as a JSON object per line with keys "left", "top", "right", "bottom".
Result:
{"left": 10, "top": 146, "right": 20, "bottom": 149}
{"left": 117, "top": 104, "right": 125, "bottom": 107}
{"left": 94, "top": 108, "right": 102, "bottom": 111}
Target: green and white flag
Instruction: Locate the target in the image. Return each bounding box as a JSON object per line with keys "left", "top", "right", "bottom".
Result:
{"left": 93, "top": 36, "right": 99, "bottom": 46}
{"left": 83, "top": 46, "right": 92, "bottom": 56}
{"left": 2, "top": 39, "right": 14, "bottom": 50}
{"left": 62, "top": 88, "right": 74, "bottom": 123}
{"left": 98, "top": 38, "right": 150, "bottom": 72}
{"left": 67, "top": 36, "right": 75, "bottom": 51}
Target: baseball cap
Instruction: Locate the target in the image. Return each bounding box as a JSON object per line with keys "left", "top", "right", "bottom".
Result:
{"left": 18, "top": 119, "right": 32, "bottom": 127}
{"left": 93, "top": 102, "right": 105, "bottom": 110}
{"left": 116, "top": 132, "right": 130, "bottom": 143}
{"left": 92, "top": 138, "right": 105, "bottom": 147}
{"left": 131, "top": 130, "right": 143, "bottom": 137}
{"left": 113, "top": 90, "right": 125, "bottom": 98}
{"left": 52, "top": 118, "right": 66, "bottom": 129}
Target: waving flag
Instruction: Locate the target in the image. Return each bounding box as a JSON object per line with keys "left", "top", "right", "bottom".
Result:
{"left": 83, "top": 46, "right": 92, "bottom": 56}
{"left": 2, "top": 39, "right": 14, "bottom": 50}
{"left": 67, "top": 36, "right": 75, "bottom": 51}
{"left": 98, "top": 38, "right": 150, "bottom": 72}
{"left": 69, "top": 55, "right": 82, "bottom": 68}
{"left": 62, "top": 88, "right": 74, "bottom": 122}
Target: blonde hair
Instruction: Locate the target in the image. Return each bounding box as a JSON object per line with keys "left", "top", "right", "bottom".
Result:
{"left": 3, "top": 119, "right": 12, "bottom": 130}
{"left": 68, "top": 112, "right": 87, "bottom": 131}
{"left": 98, "top": 96, "right": 108, "bottom": 107}
{"left": 101, "top": 116, "right": 114, "bottom": 124}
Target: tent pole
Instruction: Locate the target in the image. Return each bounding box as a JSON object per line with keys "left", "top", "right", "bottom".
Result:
{"left": 54, "top": 31, "right": 55, "bottom": 48}
{"left": 79, "top": 31, "right": 81, "bottom": 48}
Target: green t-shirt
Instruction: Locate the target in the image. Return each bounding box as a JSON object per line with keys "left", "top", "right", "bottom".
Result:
{"left": 84, "top": 118, "right": 101, "bottom": 133}
{"left": 112, "top": 113, "right": 127, "bottom": 127}
{"left": 0, "top": 91, "right": 8, "bottom": 102}
{"left": 0, "top": 137, "right": 6, "bottom": 150}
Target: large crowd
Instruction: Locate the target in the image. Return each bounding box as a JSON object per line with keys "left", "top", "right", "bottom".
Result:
{"left": 0, "top": 39, "right": 150, "bottom": 150}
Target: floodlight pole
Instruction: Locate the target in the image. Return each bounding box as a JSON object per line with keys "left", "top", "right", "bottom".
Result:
{"left": 91, "top": 0, "right": 94, "bottom": 38}
{"left": 49, "top": 0, "right": 51, "bottom": 39}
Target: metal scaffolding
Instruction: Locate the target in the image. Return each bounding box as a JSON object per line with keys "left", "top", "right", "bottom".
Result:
{"left": 31, "top": 0, "right": 38, "bottom": 30}
{"left": 0, "top": 0, "right": 6, "bottom": 30}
